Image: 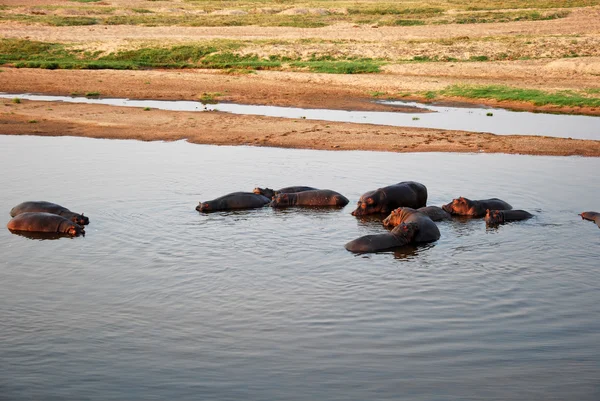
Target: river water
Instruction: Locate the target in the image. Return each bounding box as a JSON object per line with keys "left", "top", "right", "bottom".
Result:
{"left": 1, "top": 135, "right": 599, "bottom": 401}
{"left": 1, "top": 93, "right": 599, "bottom": 139}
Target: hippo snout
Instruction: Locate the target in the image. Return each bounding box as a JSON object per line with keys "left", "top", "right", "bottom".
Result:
{"left": 196, "top": 203, "right": 210, "bottom": 212}
{"left": 441, "top": 204, "right": 451, "bottom": 213}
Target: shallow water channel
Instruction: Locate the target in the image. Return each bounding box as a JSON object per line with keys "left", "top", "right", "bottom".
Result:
{"left": 1, "top": 92, "right": 599, "bottom": 139}
{"left": 1, "top": 135, "right": 600, "bottom": 401}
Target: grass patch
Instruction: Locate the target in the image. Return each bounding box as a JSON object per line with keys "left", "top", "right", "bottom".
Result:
{"left": 290, "top": 59, "right": 382, "bottom": 74}
{"left": 198, "top": 92, "right": 221, "bottom": 104}
{"left": 85, "top": 91, "right": 100, "bottom": 97}
{"left": 12, "top": 98, "right": 21, "bottom": 104}
{"left": 441, "top": 84, "right": 600, "bottom": 107}
{"left": 454, "top": 10, "right": 569, "bottom": 24}
{"left": 393, "top": 19, "right": 425, "bottom": 26}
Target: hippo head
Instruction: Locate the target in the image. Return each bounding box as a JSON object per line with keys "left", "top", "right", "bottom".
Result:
{"left": 270, "top": 193, "right": 291, "bottom": 207}
{"left": 442, "top": 196, "right": 475, "bottom": 216}
{"left": 196, "top": 202, "right": 212, "bottom": 212}
{"left": 254, "top": 187, "right": 276, "bottom": 200}
{"left": 485, "top": 209, "right": 504, "bottom": 225}
{"left": 391, "top": 222, "right": 418, "bottom": 243}
{"left": 382, "top": 207, "right": 415, "bottom": 228}
{"left": 351, "top": 190, "right": 383, "bottom": 216}
{"left": 73, "top": 213, "right": 89, "bottom": 226}
{"left": 65, "top": 223, "right": 85, "bottom": 237}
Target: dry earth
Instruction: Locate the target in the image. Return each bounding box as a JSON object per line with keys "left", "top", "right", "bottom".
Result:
{"left": 1, "top": 2, "right": 600, "bottom": 155}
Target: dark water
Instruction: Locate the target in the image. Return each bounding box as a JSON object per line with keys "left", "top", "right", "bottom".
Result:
{"left": 2, "top": 93, "right": 600, "bottom": 139}
{"left": 1, "top": 135, "right": 599, "bottom": 401}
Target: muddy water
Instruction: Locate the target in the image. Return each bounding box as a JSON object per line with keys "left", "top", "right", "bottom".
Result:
{"left": 1, "top": 93, "right": 599, "bottom": 139}
{"left": 1, "top": 135, "right": 599, "bottom": 401}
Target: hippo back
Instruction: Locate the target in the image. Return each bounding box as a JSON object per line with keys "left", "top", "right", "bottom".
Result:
{"left": 417, "top": 206, "right": 451, "bottom": 221}
{"left": 384, "top": 181, "right": 428, "bottom": 210}
{"left": 7, "top": 212, "right": 83, "bottom": 235}
{"left": 384, "top": 207, "right": 439, "bottom": 243}
{"left": 10, "top": 201, "right": 69, "bottom": 217}
{"left": 294, "top": 190, "right": 349, "bottom": 206}
{"left": 198, "top": 192, "right": 270, "bottom": 212}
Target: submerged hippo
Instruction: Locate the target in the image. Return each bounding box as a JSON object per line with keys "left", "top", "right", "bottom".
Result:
{"left": 7, "top": 212, "right": 85, "bottom": 236}
{"left": 485, "top": 209, "right": 533, "bottom": 226}
{"left": 382, "top": 207, "right": 441, "bottom": 243}
{"left": 345, "top": 222, "right": 419, "bottom": 253}
{"left": 253, "top": 186, "right": 318, "bottom": 200}
{"left": 442, "top": 197, "right": 512, "bottom": 218}
{"left": 351, "top": 181, "right": 427, "bottom": 217}
{"left": 580, "top": 211, "right": 600, "bottom": 228}
{"left": 196, "top": 192, "right": 270, "bottom": 212}
{"left": 10, "top": 201, "right": 89, "bottom": 225}
{"left": 416, "top": 206, "right": 452, "bottom": 222}
{"left": 270, "top": 189, "right": 349, "bottom": 208}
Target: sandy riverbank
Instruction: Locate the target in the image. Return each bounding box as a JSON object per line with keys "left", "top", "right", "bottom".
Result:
{"left": 2, "top": 97, "right": 599, "bottom": 156}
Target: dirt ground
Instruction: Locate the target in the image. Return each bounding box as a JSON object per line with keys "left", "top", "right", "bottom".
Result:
{"left": 1, "top": 3, "right": 600, "bottom": 156}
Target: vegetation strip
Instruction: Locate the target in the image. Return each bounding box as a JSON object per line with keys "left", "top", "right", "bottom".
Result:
{"left": 0, "top": 0, "right": 580, "bottom": 28}
{"left": 438, "top": 85, "right": 600, "bottom": 108}
{"left": 0, "top": 39, "right": 383, "bottom": 73}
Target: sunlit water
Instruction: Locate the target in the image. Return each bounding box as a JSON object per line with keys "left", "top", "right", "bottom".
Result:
{"left": 1, "top": 93, "right": 599, "bottom": 139}
{"left": 1, "top": 135, "right": 599, "bottom": 401}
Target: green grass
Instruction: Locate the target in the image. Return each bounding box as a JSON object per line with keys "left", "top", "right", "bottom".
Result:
{"left": 393, "top": 19, "right": 425, "bottom": 26}
{"left": 12, "top": 98, "right": 21, "bottom": 104}
{"left": 454, "top": 10, "right": 569, "bottom": 24}
{"left": 441, "top": 84, "right": 600, "bottom": 107}
{"left": 290, "top": 59, "right": 382, "bottom": 74}
{"left": 0, "top": 38, "right": 383, "bottom": 74}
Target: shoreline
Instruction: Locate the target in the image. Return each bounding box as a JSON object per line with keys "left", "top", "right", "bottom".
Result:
{"left": 2, "top": 67, "right": 600, "bottom": 116}
{"left": 2, "top": 99, "right": 599, "bottom": 157}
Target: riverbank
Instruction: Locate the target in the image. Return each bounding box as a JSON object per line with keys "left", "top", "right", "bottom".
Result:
{"left": 2, "top": 97, "right": 599, "bottom": 156}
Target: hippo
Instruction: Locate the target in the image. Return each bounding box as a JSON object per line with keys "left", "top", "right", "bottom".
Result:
{"left": 270, "top": 189, "right": 349, "bottom": 208}
{"left": 579, "top": 211, "right": 600, "bottom": 228}
{"left": 442, "top": 197, "right": 512, "bottom": 218}
{"left": 10, "top": 201, "right": 89, "bottom": 225}
{"left": 253, "top": 186, "right": 318, "bottom": 200}
{"left": 345, "top": 222, "right": 419, "bottom": 253}
{"left": 416, "top": 206, "right": 452, "bottom": 222}
{"left": 351, "top": 181, "right": 427, "bottom": 217}
{"left": 485, "top": 209, "right": 533, "bottom": 226}
{"left": 196, "top": 192, "right": 271, "bottom": 212}
{"left": 7, "top": 212, "right": 85, "bottom": 236}
{"left": 382, "top": 207, "right": 441, "bottom": 243}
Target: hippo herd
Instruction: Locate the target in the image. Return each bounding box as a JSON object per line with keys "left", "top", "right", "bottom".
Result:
{"left": 6, "top": 182, "right": 600, "bottom": 252}
{"left": 7, "top": 201, "right": 89, "bottom": 237}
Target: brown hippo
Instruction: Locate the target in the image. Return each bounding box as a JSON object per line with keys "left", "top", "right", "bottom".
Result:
{"left": 345, "top": 222, "right": 419, "bottom": 253}
{"left": 579, "top": 211, "right": 600, "bottom": 228}
{"left": 382, "top": 207, "right": 441, "bottom": 243}
{"left": 7, "top": 212, "right": 85, "bottom": 236}
{"left": 270, "top": 189, "right": 349, "bottom": 208}
{"left": 442, "top": 197, "right": 512, "bottom": 218}
{"left": 196, "top": 192, "right": 271, "bottom": 212}
{"left": 10, "top": 201, "right": 89, "bottom": 225}
{"left": 351, "top": 181, "right": 427, "bottom": 217}
{"left": 485, "top": 209, "right": 533, "bottom": 226}
{"left": 416, "top": 206, "right": 452, "bottom": 222}
{"left": 253, "top": 186, "right": 318, "bottom": 200}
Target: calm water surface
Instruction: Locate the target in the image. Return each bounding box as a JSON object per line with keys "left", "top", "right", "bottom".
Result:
{"left": 1, "top": 135, "right": 599, "bottom": 401}
{"left": 2, "top": 93, "right": 599, "bottom": 139}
